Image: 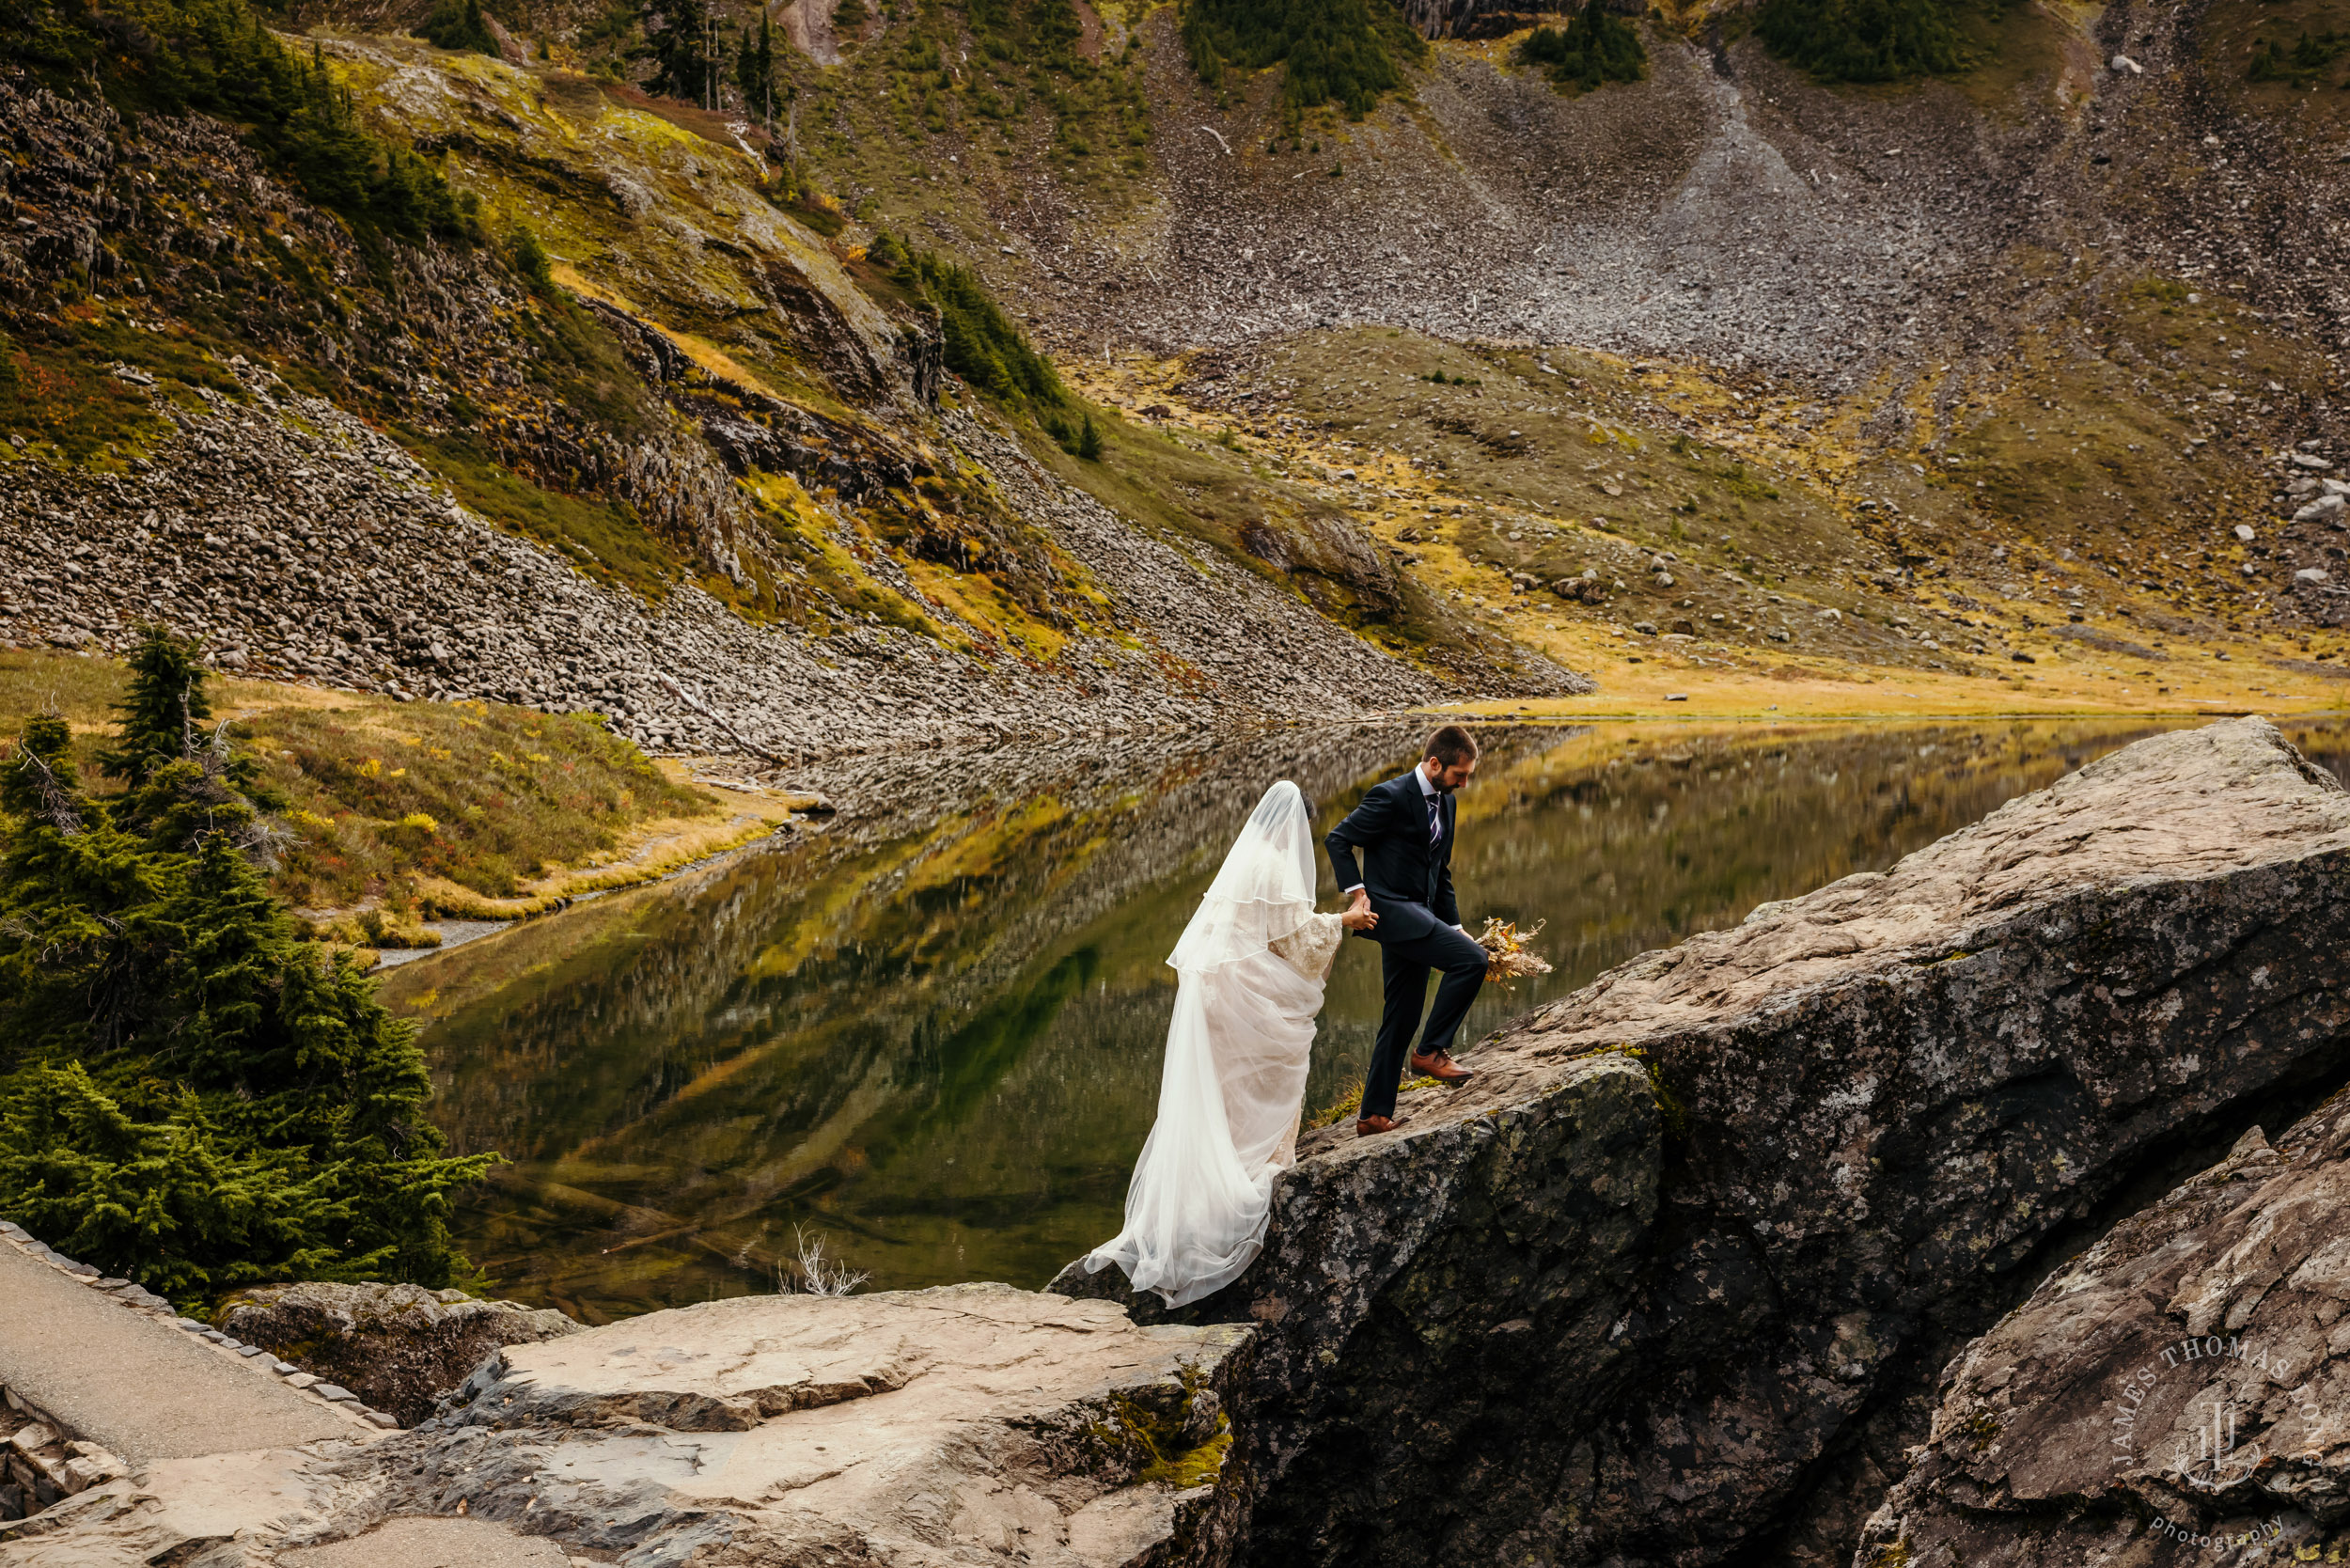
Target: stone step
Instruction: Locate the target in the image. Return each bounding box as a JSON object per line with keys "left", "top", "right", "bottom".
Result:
{"left": 0, "top": 1235, "right": 366, "bottom": 1467}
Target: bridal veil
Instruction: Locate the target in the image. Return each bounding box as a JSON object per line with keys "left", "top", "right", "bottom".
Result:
{"left": 1084, "top": 781, "right": 1327, "bottom": 1307}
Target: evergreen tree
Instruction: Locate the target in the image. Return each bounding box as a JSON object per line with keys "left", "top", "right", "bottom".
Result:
{"left": 902, "top": 250, "right": 1072, "bottom": 416}
{"left": 95, "top": 624, "right": 211, "bottom": 790}
{"left": 1754, "top": 0, "right": 1969, "bottom": 82}
{"left": 1075, "top": 412, "right": 1103, "bottom": 461}
{"left": 735, "top": 15, "right": 775, "bottom": 113}
{"left": 1, "top": 0, "right": 479, "bottom": 241}
{"left": 418, "top": 0, "right": 498, "bottom": 55}
{"left": 1180, "top": 0, "right": 1425, "bottom": 117}
{"left": 0, "top": 635, "right": 495, "bottom": 1307}
{"left": 637, "top": 0, "right": 720, "bottom": 102}
{"left": 1517, "top": 0, "right": 1646, "bottom": 92}
{"left": 100, "top": 626, "right": 278, "bottom": 852}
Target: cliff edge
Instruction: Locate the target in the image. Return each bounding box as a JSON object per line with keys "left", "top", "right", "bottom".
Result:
{"left": 1054, "top": 716, "right": 2350, "bottom": 1568}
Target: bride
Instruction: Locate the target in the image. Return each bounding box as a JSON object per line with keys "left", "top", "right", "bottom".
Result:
{"left": 1082, "top": 781, "right": 1376, "bottom": 1307}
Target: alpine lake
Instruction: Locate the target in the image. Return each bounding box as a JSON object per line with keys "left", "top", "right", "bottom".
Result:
{"left": 378, "top": 716, "right": 2350, "bottom": 1322}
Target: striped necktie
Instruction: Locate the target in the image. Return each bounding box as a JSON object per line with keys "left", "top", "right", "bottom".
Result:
{"left": 1427, "top": 792, "right": 1441, "bottom": 844}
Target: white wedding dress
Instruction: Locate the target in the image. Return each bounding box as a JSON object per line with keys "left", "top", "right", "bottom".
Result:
{"left": 1082, "top": 781, "right": 1345, "bottom": 1308}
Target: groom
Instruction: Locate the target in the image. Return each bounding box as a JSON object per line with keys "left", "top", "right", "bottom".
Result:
{"left": 1325, "top": 725, "right": 1484, "bottom": 1138}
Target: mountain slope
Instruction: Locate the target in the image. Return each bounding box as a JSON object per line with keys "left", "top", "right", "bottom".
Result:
{"left": 0, "top": 19, "right": 1575, "bottom": 760}
{"left": 13, "top": 0, "right": 2350, "bottom": 751}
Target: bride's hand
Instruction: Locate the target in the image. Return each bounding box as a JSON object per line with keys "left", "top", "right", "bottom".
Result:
{"left": 1341, "top": 904, "right": 1379, "bottom": 932}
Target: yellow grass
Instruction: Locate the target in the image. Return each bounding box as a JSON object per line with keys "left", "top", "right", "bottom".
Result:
{"left": 415, "top": 773, "right": 811, "bottom": 919}
{"left": 1061, "top": 337, "right": 2350, "bottom": 724}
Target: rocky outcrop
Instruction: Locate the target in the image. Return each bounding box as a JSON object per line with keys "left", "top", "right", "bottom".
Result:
{"left": 1055, "top": 718, "right": 2350, "bottom": 1568}
{"left": 367, "top": 1284, "right": 1254, "bottom": 1568}
{"left": 216, "top": 1282, "right": 583, "bottom": 1429}
{"left": 1858, "top": 1097, "right": 2350, "bottom": 1566}
{"left": 0, "top": 1388, "right": 129, "bottom": 1525}
{"left": 12, "top": 1285, "right": 1260, "bottom": 1568}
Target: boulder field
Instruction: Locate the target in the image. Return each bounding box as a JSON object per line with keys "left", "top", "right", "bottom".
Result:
{"left": 8, "top": 717, "right": 2350, "bottom": 1568}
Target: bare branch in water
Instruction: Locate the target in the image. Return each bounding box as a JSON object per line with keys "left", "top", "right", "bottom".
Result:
{"left": 776, "top": 1225, "right": 870, "bottom": 1297}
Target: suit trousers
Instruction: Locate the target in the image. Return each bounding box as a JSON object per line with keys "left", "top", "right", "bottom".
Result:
{"left": 1361, "top": 924, "right": 1487, "bottom": 1120}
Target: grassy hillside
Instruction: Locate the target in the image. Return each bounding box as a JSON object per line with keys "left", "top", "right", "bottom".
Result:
{"left": 0, "top": 650, "right": 783, "bottom": 922}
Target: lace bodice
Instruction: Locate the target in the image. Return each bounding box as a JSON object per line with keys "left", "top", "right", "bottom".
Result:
{"left": 1267, "top": 911, "right": 1345, "bottom": 982}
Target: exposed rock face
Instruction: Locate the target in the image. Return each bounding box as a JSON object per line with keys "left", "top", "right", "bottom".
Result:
{"left": 18, "top": 1285, "right": 1259, "bottom": 1567}
{"left": 328, "top": 1285, "right": 1258, "bottom": 1566}
{"left": 1859, "top": 1101, "right": 2350, "bottom": 1566}
{"left": 215, "top": 1282, "right": 584, "bottom": 1429}
{"left": 1054, "top": 718, "right": 2350, "bottom": 1568}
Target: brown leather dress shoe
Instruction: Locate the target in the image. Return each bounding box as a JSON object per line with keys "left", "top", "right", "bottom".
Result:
{"left": 1410, "top": 1049, "right": 1475, "bottom": 1085}
{"left": 1355, "top": 1114, "right": 1409, "bottom": 1137}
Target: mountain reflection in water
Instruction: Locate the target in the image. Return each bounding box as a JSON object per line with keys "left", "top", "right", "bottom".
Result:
{"left": 382, "top": 717, "right": 2350, "bottom": 1322}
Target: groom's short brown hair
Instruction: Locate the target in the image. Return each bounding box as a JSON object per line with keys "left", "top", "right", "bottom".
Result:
{"left": 1425, "top": 725, "right": 1479, "bottom": 766}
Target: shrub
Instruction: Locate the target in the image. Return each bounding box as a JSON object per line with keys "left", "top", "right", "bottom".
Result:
{"left": 1518, "top": 0, "right": 1646, "bottom": 92}
{"left": 510, "top": 225, "right": 555, "bottom": 292}
{"left": 0, "top": 635, "right": 495, "bottom": 1308}
{"left": 1754, "top": 0, "right": 1970, "bottom": 81}
{"left": 2250, "top": 28, "right": 2350, "bottom": 86}
{"left": 418, "top": 0, "right": 497, "bottom": 55}
{"left": 1181, "top": 0, "right": 1426, "bottom": 117}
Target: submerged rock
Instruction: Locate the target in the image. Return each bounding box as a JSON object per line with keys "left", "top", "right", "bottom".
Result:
{"left": 1055, "top": 717, "right": 2350, "bottom": 1567}
{"left": 215, "top": 1281, "right": 583, "bottom": 1428}
{"left": 1863, "top": 1099, "right": 2350, "bottom": 1565}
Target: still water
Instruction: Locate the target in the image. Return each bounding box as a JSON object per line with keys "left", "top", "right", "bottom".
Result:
{"left": 380, "top": 717, "right": 2350, "bottom": 1322}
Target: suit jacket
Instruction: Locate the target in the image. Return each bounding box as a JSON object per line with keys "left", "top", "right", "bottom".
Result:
{"left": 1324, "top": 770, "right": 1458, "bottom": 945}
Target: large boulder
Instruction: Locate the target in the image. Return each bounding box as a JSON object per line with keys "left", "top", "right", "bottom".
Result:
{"left": 215, "top": 1281, "right": 583, "bottom": 1427}
{"left": 1053, "top": 718, "right": 2350, "bottom": 1568}
{"left": 18, "top": 1285, "right": 1258, "bottom": 1567}
{"left": 302, "top": 1283, "right": 1260, "bottom": 1567}
{"left": 1861, "top": 1099, "right": 2350, "bottom": 1565}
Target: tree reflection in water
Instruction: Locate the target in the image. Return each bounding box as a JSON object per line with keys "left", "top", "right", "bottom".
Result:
{"left": 384, "top": 717, "right": 2350, "bottom": 1322}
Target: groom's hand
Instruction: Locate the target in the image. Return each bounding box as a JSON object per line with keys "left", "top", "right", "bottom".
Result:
{"left": 1346, "top": 887, "right": 1374, "bottom": 930}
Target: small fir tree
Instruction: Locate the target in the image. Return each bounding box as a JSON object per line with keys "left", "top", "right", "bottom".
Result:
{"left": 96, "top": 625, "right": 210, "bottom": 790}
{"left": 0, "top": 633, "right": 495, "bottom": 1307}
{"left": 419, "top": 0, "right": 499, "bottom": 55}
{"left": 636, "top": 0, "right": 722, "bottom": 102}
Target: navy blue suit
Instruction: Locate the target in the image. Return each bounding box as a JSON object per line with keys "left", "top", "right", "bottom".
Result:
{"left": 1325, "top": 770, "right": 1486, "bottom": 1120}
